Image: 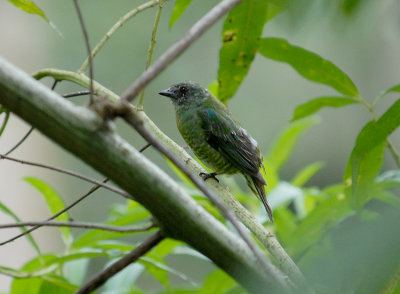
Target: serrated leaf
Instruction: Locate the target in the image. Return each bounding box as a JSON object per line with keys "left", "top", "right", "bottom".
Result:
{"left": 265, "top": 116, "right": 319, "bottom": 172}
{"left": 24, "top": 177, "right": 72, "bottom": 247}
{"left": 169, "top": 0, "right": 193, "bottom": 28}
{"left": 292, "top": 96, "right": 358, "bottom": 121}
{"left": 259, "top": 38, "right": 360, "bottom": 97}
{"left": 344, "top": 99, "right": 400, "bottom": 209}
{"left": 218, "top": 0, "right": 269, "bottom": 103}
{"left": 292, "top": 161, "right": 324, "bottom": 187}
{"left": 0, "top": 201, "right": 41, "bottom": 254}
{"left": 7, "top": 0, "right": 48, "bottom": 21}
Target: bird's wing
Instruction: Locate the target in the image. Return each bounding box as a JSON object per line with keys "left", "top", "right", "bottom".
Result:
{"left": 198, "top": 109, "right": 261, "bottom": 176}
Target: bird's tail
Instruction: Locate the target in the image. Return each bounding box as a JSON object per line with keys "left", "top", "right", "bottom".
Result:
{"left": 245, "top": 174, "right": 274, "bottom": 222}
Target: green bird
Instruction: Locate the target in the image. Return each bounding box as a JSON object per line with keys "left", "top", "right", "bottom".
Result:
{"left": 159, "top": 81, "right": 273, "bottom": 222}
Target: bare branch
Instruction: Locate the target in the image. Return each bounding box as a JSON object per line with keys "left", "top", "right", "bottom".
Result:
{"left": 78, "top": 0, "right": 161, "bottom": 73}
{"left": 75, "top": 230, "right": 164, "bottom": 294}
{"left": 121, "top": 0, "right": 243, "bottom": 102}
{"left": 0, "top": 220, "right": 155, "bottom": 233}
{"left": 0, "top": 154, "right": 132, "bottom": 200}
{"left": 63, "top": 90, "right": 91, "bottom": 98}
{"left": 73, "top": 0, "right": 94, "bottom": 104}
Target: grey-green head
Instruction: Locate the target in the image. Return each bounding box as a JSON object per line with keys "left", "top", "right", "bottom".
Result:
{"left": 159, "top": 81, "right": 210, "bottom": 107}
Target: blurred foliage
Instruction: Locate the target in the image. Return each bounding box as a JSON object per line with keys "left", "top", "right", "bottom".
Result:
{"left": 1, "top": 0, "right": 400, "bottom": 293}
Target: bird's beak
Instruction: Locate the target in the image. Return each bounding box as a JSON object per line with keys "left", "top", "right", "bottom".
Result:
{"left": 158, "top": 88, "right": 175, "bottom": 98}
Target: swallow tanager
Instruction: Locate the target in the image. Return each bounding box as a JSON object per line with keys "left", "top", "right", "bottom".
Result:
{"left": 159, "top": 81, "right": 273, "bottom": 222}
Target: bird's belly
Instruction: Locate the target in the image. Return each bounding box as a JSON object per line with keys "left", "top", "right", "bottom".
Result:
{"left": 177, "top": 115, "right": 238, "bottom": 174}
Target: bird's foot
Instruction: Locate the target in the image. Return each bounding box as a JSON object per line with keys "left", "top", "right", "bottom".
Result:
{"left": 200, "top": 172, "right": 219, "bottom": 183}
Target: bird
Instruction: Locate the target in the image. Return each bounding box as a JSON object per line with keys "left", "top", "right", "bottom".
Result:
{"left": 159, "top": 81, "right": 273, "bottom": 222}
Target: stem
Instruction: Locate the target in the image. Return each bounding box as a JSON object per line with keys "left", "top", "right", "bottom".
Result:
{"left": 78, "top": 0, "right": 160, "bottom": 73}
{"left": 0, "top": 154, "right": 131, "bottom": 200}
{"left": 74, "top": 230, "right": 164, "bottom": 294}
{"left": 137, "top": 0, "right": 164, "bottom": 108}
{"left": 73, "top": 0, "right": 94, "bottom": 104}
{"left": 0, "top": 221, "right": 155, "bottom": 233}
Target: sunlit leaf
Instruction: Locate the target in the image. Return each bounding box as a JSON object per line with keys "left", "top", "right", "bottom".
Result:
{"left": 218, "top": 0, "right": 269, "bottom": 103}
{"left": 292, "top": 96, "right": 358, "bottom": 121}
{"left": 0, "top": 201, "right": 40, "bottom": 254}
{"left": 265, "top": 116, "right": 319, "bottom": 172}
{"left": 24, "top": 177, "right": 72, "bottom": 247}
{"left": 292, "top": 161, "right": 324, "bottom": 187}
{"left": 259, "top": 38, "right": 360, "bottom": 97}
{"left": 344, "top": 99, "right": 400, "bottom": 209}
{"left": 7, "top": 0, "right": 48, "bottom": 21}
{"left": 169, "top": 0, "right": 193, "bottom": 28}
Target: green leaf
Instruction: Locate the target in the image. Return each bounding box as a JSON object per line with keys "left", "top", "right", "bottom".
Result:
{"left": 259, "top": 38, "right": 360, "bottom": 97}
{"left": 218, "top": 0, "right": 269, "bottom": 103}
{"left": 198, "top": 269, "right": 238, "bottom": 294}
{"left": 0, "top": 110, "right": 10, "bottom": 137}
{"left": 285, "top": 194, "right": 352, "bottom": 258}
{"left": 0, "top": 201, "right": 41, "bottom": 254}
{"left": 73, "top": 205, "right": 150, "bottom": 249}
{"left": 169, "top": 0, "right": 193, "bottom": 28}
{"left": 7, "top": 0, "right": 48, "bottom": 21}
{"left": 24, "top": 177, "right": 72, "bottom": 247}
{"left": 265, "top": 116, "right": 319, "bottom": 172}
{"left": 292, "top": 96, "right": 358, "bottom": 121}
{"left": 139, "top": 257, "right": 192, "bottom": 289}
{"left": 274, "top": 207, "right": 297, "bottom": 246}
{"left": 292, "top": 161, "right": 324, "bottom": 187}
{"left": 344, "top": 99, "right": 400, "bottom": 209}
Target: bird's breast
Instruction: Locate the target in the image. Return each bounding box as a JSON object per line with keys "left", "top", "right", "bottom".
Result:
{"left": 176, "top": 109, "right": 238, "bottom": 174}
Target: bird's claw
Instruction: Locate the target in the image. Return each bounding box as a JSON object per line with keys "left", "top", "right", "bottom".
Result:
{"left": 200, "top": 172, "right": 219, "bottom": 183}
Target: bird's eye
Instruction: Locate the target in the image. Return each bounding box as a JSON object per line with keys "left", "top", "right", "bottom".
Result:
{"left": 179, "top": 86, "right": 187, "bottom": 94}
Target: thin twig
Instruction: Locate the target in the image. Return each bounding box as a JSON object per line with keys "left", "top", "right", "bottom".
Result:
{"left": 78, "top": 0, "right": 161, "bottom": 73}
{"left": 73, "top": 0, "right": 94, "bottom": 104}
{"left": 116, "top": 102, "right": 289, "bottom": 290}
{"left": 0, "top": 154, "right": 132, "bottom": 200}
{"left": 75, "top": 230, "right": 164, "bottom": 294}
{"left": 63, "top": 90, "right": 91, "bottom": 98}
{"left": 0, "top": 178, "right": 109, "bottom": 246}
{"left": 0, "top": 143, "right": 151, "bottom": 246}
{"left": 137, "top": 0, "right": 164, "bottom": 108}
{"left": 121, "top": 0, "right": 243, "bottom": 102}
{"left": 0, "top": 221, "right": 155, "bottom": 233}
{"left": 3, "top": 126, "right": 34, "bottom": 156}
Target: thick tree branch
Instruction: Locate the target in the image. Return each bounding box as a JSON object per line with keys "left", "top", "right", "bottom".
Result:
{"left": 30, "top": 68, "right": 306, "bottom": 288}
{"left": 0, "top": 57, "right": 288, "bottom": 293}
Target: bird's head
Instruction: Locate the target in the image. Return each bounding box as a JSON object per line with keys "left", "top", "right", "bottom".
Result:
{"left": 159, "top": 81, "right": 209, "bottom": 107}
